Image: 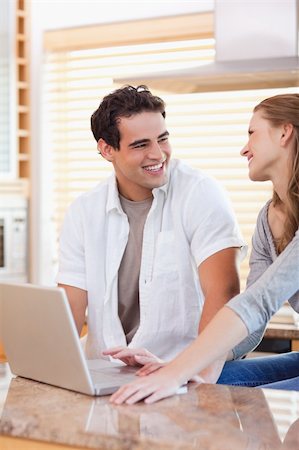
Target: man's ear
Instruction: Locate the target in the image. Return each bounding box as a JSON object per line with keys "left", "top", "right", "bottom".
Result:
{"left": 98, "top": 138, "right": 115, "bottom": 162}
{"left": 281, "top": 123, "right": 294, "bottom": 146}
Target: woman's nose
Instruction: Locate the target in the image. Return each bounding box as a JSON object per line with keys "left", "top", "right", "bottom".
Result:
{"left": 240, "top": 143, "right": 248, "bottom": 157}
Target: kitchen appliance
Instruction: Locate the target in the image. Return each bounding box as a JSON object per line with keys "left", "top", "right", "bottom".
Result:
{"left": 115, "top": 0, "right": 299, "bottom": 93}
{"left": 0, "top": 196, "right": 28, "bottom": 282}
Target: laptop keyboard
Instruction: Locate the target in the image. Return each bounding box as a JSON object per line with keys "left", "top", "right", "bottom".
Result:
{"left": 89, "top": 366, "right": 137, "bottom": 385}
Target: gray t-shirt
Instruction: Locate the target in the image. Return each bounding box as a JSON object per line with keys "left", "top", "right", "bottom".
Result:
{"left": 230, "top": 201, "right": 299, "bottom": 358}
{"left": 118, "top": 195, "right": 153, "bottom": 344}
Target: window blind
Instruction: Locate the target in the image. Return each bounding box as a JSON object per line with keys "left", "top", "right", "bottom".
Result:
{"left": 263, "top": 389, "right": 299, "bottom": 441}
{"left": 44, "top": 23, "right": 299, "bottom": 324}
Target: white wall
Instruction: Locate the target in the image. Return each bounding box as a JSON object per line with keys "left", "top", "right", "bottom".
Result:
{"left": 29, "top": 0, "right": 214, "bottom": 284}
{"left": 32, "top": 0, "right": 213, "bottom": 29}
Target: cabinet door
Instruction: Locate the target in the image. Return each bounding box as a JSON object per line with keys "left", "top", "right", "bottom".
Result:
{"left": 0, "top": 0, "right": 30, "bottom": 180}
{"left": 0, "top": 0, "right": 17, "bottom": 178}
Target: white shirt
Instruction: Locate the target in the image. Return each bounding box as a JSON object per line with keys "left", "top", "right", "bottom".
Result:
{"left": 57, "top": 159, "right": 246, "bottom": 360}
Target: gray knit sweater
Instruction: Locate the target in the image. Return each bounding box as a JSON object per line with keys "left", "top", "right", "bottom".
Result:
{"left": 230, "top": 201, "right": 299, "bottom": 359}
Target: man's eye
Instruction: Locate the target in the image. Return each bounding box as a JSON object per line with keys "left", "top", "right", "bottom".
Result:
{"left": 158, "top": 137, "right": 168, "bottom": 143}
{"left": 133, "top": 143, "right": 146, "bottom": 149}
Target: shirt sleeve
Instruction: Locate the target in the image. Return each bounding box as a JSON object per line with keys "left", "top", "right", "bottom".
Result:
{"left": 185, "top": 176, "right": 247, "bottom": 266}
{"left": 232, "top": 206, "right": 272, "bottom": 358}
{"left": 246, "top": 203, "right": 273, "bottom": 288}
{"left": 56, "top": 199, "right": 87, "bottom": 290}
{"left": 227, "top": 229, "right": 299, "bottom": 338}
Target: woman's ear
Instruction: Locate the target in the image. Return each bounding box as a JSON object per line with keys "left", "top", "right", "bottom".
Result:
{"left": 281, "top": 123, "right": 294, "bottom": 146}
{"left": 98, "top": 138, "right": 114, "bottom": 162}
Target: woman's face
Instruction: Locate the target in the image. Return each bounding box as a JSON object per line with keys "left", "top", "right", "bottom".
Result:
{"left": 240, "top": 110, "right": 286, "bottom": 183}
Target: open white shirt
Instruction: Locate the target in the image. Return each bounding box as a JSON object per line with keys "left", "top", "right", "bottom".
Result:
{"left": 57, "top": 159, "right": 246, "bottom": 360}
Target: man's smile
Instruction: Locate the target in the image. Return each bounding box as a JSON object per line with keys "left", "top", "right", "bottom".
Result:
{"left": 143, "top": 161, "right": 165, "bottom": 172}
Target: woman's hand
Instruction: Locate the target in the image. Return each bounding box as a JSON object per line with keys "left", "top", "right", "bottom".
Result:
{"left": 197, "top": 357, "right": 227, "bottom": 384}
{"left": 110, "top": 366, "right": 182, "bottom": 405}
{"left": 102, "top": 346, "right": 164, "bottom": 367}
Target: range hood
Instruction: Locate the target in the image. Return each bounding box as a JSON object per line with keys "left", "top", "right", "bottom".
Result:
{"left": 115, "top": 0, "right": 299, "bottom": 93}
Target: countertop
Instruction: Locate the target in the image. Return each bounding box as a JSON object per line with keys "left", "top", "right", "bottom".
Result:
{"left": 0, "top": 363, "right": 299, "bottom": 450}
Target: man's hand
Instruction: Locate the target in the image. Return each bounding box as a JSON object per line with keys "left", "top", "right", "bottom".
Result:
{"left": 136, "top": 360, "right": 166, "bottom": 376}
{"left": 102, "top": 346, "right": 164, "bottom": 367}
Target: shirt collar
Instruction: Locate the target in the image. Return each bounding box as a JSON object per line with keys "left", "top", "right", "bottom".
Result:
{"left": 106, "top": 166, "right": 170, "bottom": 213}
{"left": 106, "top": 174, "right": 123, "bottom": 213}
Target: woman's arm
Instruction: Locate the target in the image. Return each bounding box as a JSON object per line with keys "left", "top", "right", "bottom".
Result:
{"left": 110, "top": 307, "right": 247, "bottom": 404}
{"left": 232, "top": 203, "right": 273, "bottom": 359}
{"left": 228, "top": 229, "right": 299, "bottom": 335}
{"left": 110, "top": 230, "right": 299, "bottom": 404}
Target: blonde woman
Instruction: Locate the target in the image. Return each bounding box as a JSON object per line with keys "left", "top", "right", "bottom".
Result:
{"left": 107, "top": 93, "right": 299, "bottom": 404}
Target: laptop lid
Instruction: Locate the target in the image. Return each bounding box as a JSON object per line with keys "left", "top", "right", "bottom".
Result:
{"left": 0, "top": 283, "right": 103, "bottom": 395}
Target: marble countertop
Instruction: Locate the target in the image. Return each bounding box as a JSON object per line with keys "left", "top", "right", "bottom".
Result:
{"left": 0, "top": 363, "right": 299, "bottom": 450}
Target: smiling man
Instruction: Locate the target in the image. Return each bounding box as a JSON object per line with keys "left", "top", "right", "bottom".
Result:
{"left": 57, "top": 85, "right": 248, "bottom": 383}
{"left": 99, "top": 110, "right": 171, "bottom": 201}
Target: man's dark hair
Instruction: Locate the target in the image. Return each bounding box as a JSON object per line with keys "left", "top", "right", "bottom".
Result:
{"left": 90, "top": 85, "right": 166, "bottom": 149}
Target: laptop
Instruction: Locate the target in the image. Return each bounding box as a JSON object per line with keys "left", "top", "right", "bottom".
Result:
{"left": 0, "top": 283, "right": 138, "bottom": 396}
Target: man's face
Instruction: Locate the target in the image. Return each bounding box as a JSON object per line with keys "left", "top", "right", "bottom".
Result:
{"left": 109, "top": 111, "right": 172, "bottom": 201}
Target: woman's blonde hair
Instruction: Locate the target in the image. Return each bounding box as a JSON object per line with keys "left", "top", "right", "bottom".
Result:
{"left": 254, "top": 93, "right": 299, "bottom": 253}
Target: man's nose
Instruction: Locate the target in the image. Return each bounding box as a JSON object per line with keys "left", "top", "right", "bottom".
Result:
{"left": 148, "top": 142, "right": 164, "bottom": 159}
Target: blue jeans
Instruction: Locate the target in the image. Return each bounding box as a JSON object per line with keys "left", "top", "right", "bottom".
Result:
{"left": 217, "top": 352, "right": 299, "bottom": 390}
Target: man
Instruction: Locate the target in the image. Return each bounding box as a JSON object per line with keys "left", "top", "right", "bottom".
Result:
{"left": 57, "top": 85, "right": 246, "bottom": 382}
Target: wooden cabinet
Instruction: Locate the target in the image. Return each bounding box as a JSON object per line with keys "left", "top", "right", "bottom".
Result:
{"left": 0, "top": 0, "right": 31, "bottom": 181}
{"left": 16, "top": 0, "right": 31, "bottom": 179}
{"left": 0, "top": 0, "right": 31, "bottom": 362}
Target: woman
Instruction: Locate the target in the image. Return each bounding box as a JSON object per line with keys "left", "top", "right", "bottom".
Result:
{"left": 108, "top": 93, "right": 299, "bottom": 404}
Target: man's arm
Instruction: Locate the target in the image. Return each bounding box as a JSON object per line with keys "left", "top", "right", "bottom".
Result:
{"left": 58, "top": 284, "right": 87, "bottom": 335}
{"left": 197, "top": 247, "right": 241, "bottom": 382}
